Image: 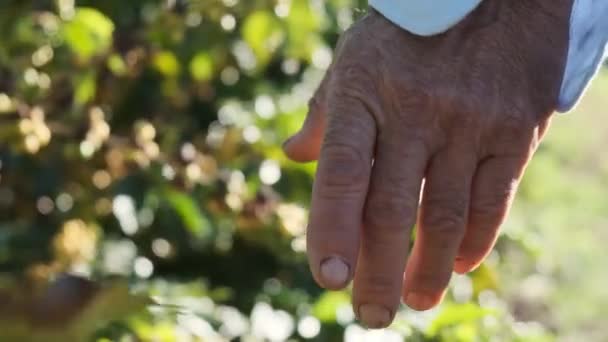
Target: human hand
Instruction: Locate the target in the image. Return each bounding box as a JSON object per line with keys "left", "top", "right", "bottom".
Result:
{"left": 283, "top": 0, "right": 572, "bottom": 329}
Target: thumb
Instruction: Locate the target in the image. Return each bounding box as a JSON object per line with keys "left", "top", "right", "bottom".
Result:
{"left": 283, "top": 72, "right": 331, "bottom": 162}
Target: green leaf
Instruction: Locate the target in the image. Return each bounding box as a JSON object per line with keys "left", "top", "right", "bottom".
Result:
{"left": 451, "top": 322, "right": 477, "bottom": 342}
{"left": 107, "top": 54, "right": 127, "bottom": 76}
{"left": 427, "top": 303, "right": 496, "bottom": 337}
{"left": 153, "top": 51, "right": 181, "bottom": 78}
{"left": 62, "top": 8, "right": 115, "bottom": 61}
{"left": 471, "top": 264, "right": 499, "bottom": 296}
{"left": 165, "top": 189, "right": 213, "bottom": 240}
{"left": 190, "top": 52, "right": 214, "bottom": 81}
{"left": 312, "top": 291, "right": 350, "bottom": 323}
{"left": 285, "top": 0, "right": 321, "bottom": 59}
{"left": 132, "top": 320, "right": 180, "bottom": 341}
{"left": 242, "top": 11, "right": 284, "bottom": 69}
{"left": 74, "top": 71, "right": 96, "bottom": 105}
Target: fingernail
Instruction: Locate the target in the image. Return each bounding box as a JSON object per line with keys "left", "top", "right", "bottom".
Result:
{"left": 404, "top": 292, "right": 435, "bottom": 311}
{"left": 320, "top": 257, "right": 350, "bottom": 289}
{"left": 358, "top": 304, "right": 391, "bottom": 329}
{"left": 454, "top": 261, "right": 474, "bottom": 274}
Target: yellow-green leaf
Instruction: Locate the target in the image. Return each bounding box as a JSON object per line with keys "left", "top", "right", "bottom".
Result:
{"left": 427, "top": 303, "right": 496, "bottom": 337}
{"left": 74, "top": 71, "right": 96, "bottom": 105}
{"left": 107, "top": 54, "right": 127, "bottom": 76}
{"left": 190, "top": 52, "right": 214, "bottom": 81}
{"left": 165, "top": 189, "right": 213, "bottom": 240}
{"left": 62, "top": 8, "right": 115, "bottom": 61}
{"left": 153, "top": 51, "right": 181, "bottom": 78}
{"left": 242, "top": 11, "right": 284, "bottom": 69}
{"left": 312, "top": 291, "right": 350, "bottom": 323}
{"left": 285, "top": 0, "right": 321, "bottom": 59}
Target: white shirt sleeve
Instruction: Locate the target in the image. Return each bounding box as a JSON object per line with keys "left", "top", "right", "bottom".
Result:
{"left": 557, "top": 0, "right": 608, "bottom": 113}
{"left": 369, "top": 0, "right": 608, "bottom": 113}
{"left": 368, "top": 0, "right": 483, "bottom": 36}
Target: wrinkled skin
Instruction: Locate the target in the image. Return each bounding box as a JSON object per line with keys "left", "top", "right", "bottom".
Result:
{"left": 283, "top": 0, "right": 573, "bottom": 329}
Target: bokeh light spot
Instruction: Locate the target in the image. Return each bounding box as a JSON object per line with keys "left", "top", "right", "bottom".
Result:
{"left": 134, "top": 256, "right": 154, "bottom": 278}
{"left": 297, "top": 316, "right": 321, "bottom": 339}
{"left": 259, "top": 160, "right": 281, "bottom": 185}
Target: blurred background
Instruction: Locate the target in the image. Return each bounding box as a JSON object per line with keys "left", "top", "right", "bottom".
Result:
{"left": 0, "top": 0, "right": 607, "bottom": 341}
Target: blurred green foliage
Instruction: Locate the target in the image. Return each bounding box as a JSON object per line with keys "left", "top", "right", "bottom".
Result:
{"left": 0, "top": 0, "right": 607, "bottom": 341}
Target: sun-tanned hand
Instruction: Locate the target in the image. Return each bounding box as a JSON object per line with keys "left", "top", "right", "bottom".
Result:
{"left": 283, "top": 0, "right": 572, "bottom": 329}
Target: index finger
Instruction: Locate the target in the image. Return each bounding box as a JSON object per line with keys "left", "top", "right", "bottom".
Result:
{"left": 308, "top": 89, "right": 377, "bottom": 290}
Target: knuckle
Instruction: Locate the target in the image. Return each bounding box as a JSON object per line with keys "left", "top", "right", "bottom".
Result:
{"left": 423, "top": 195, "right": 467, "bottom": 228}
{"left": 330, "top": 81, "right": 382, "bottom": 129}
{"left": 470, "top": 179, "right": 518, "bottom": 222}
{"left": 421, "top": 196, "right": 467, "bottom": 241}
{"left": 491, "top": 111, "right": 538, "bottom": 150}
{"left": 309, "top": 76, "right": 331, "bottom": 114}
{"left": 420, "top": 220, "right": 464, "bottom": 251}
{"left": 498, "top": 115, "right": 536, "bottom": 144}
{"left": 316, "top": 144, "right": 370, "bottom": 198}
{"left": 331, "top": 51, "right": 378, "bottom": 98}
{"left": 413, "top": 270, "right": 451, "bottom": 291}
{"left": 358, "top": 273, "right": 400, "bottom": 297}
{"left": 364, "top": 192, "right": 417, "bottom": 232}
{"left": 473, "top": 187, "right": 513, "bottom": 217}
{"left": 330, "top": 74, "right": 376, "bottom": 113}
{"left": 423, "top": 211, "right": 466, "bottom": 236}
{"left": 307, "top": 95, "right": 326, "bottom": 117}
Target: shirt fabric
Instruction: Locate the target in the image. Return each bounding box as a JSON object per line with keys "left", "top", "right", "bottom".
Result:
{"left": 369, "top": 0, "right": 608, "bottom": 113}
